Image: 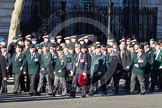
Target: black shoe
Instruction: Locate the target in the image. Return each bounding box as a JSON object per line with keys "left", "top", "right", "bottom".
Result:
{"left": 70, "top": 87, "right": 76, "bottom": 98}
{"left": 101, "top": 92, "right": 107, "bottom": 96}
{"left": 88, "top": 92, "right": 94, "bottom": 96}
{"left": 29, "top": 93, "right": 33, "bottom": 96}
{"left": 36, "top": 92, "right": 41, "bottom": 96}
{"left": 24, "top": 90, "right": 29, "bottom": 92}
{"left": 1, "top": 91, "right": 7, "bottom": 94}
{"left": 129, "top": 92, "right": 135, "bottom": 95}
{"left": 48, "top": 93, "right": 52, "bottom": 95}
{"left": 149, "top": 89, "right": 154, "bottom": 92}
{"left": 158, "top": 88, "right": 162, "bottom": 92}
{"left": 13, "top": 92, "right": 17, "bottom": 95}
{"left": 69, "top": 93, "right": 75, "bottom": 98}
{"left": 113, "top": 91, "right": 118, "bottom": 95}
{"left": 114, "top": 87, "right": 119, "bottom": 95}
{"left": 140, "top": 92, "right": 145, "bottom": 95}
{"left": 32, "top": 93, "right": 37, "bottom": 96}
{"left": 61, "top": 94, "right": 67, "bottom": 97}
{"left": 81, "top": 95, "right": 86, "bottom": 98}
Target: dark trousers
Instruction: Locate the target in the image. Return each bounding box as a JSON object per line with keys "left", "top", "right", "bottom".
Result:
{"left": 158, "top": 69, "right": 162, "bottom": 90}
{"left": 121, "top": 70, "right": 131, "bottom": 92}
{"left": 71, "top": 73, "right": 86, "bottom": 97}
{"left": 144, "top": 73, "right": 150, "bottom": 91}
{"left": 34, "top": 74, "right": 40, "bottom": 91}
{"left": 151, "top": 69, "right": 159, "bottom": 90}
{"left": 13, "top": 74, "right": 21, "bottom": 93}
{"left": 0, "top": 74, "right": 7, "bottom": 93}
{"left": 90, "top": 76, "right": 107, "bottom": 94}
{"left": 29, "top": 74, "right": 37, "bottom": 94}
{"left": 20, "top": 74, "right": 30, "bottom": 92}
{"left": 112, "top": 72, "right": 121, "bottom": 93}
{"left": 144, "top": 64, "right": 151, "bottom": 91}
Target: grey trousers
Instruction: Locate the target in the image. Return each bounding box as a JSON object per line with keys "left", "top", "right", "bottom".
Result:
{"left": 13, "top": 74, "right": 21, "bottom": 93}
{"left": 37, "top": 73, "right": 52, "bottom": 93}
{"left": 29, "top": 74, "right": 36, "bottom": 94}
{"left": 54, "top": 76, "right": 67, "bottom": 95}
{"left": 130, "top": 74, "right": 145, "bottom": 93}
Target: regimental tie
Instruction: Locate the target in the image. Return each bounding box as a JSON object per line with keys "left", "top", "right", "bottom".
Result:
{"left": 31, "top": 53, "right": 34, "bottom": 60}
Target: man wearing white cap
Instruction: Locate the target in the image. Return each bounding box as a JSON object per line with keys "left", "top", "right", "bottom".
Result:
{"left": 56, "top": 35, "right": 62, "bottom": 46}
{"left": 41, "top": 35, "right": 49, "bottom": 47}
{"left": 107, "top": 39, "right": 114, "bottom": 46}
{"left": 64, "top": 37, "right": 71, "bottom": 47}
{"left": 83, "top": 35, "right": 93, "bottom": 46}
{"left": 25, "top": 35, "right": 32, "bottom": 41}
{"left": 70, "top": 35, "right": 77, "bottom": 48}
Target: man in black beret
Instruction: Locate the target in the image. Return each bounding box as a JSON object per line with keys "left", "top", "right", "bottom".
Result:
{"left": 52, "top": 46, "right": 67, "bottom": 96}
{"left": 127, "top": 43, "right": 147, "bottom": 95}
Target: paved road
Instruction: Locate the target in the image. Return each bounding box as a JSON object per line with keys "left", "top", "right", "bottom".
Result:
{"left": 1, "top": 93, "right": 162, "bottom": 108}
{"left": 1, "top": 78, "right": 162, "bottom": 108}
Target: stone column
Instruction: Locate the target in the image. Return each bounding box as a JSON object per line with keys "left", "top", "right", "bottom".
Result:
{"left": 8, "top": 0, "right": 24, "bottom": 45}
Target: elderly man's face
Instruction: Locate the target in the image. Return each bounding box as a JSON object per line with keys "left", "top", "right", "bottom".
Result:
{"left": 71, "top": 38, "right": 76, "bottom": 42}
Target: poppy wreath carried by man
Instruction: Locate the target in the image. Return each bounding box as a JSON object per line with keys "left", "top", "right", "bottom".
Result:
{"left": 77, "top": 73, "right": 88, "bottom": 86}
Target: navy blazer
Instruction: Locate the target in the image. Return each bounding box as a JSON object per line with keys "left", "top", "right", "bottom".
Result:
{"left": 72, "top": 52, "right": 88, "bottom": 74}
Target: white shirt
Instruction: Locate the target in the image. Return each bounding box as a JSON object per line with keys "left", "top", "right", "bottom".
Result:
{"left": 155, "top": 49, "right": 160, "bottom": 60}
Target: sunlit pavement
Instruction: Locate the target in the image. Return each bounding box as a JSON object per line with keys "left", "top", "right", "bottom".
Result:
{"left": 1, "top": 78, "right": 162, "bottom": 108}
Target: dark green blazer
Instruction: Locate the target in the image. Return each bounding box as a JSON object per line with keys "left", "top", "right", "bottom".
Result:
{"left": 22, "top": 52, "right": 40, "bottom": 74}
{"left": 55, "top": 55, "right": 67, "bottom": 77}
{"left": 10, "top": 52, "right": 25, "bottom": 75}
{"left": 129, "top": 52, "right": 147, "bottom": 76}
{"left": 152, "top": 49, "right": 162, "bottom": 70}
{"left": 40, "top": 51, "right": 52, "bottom": 75}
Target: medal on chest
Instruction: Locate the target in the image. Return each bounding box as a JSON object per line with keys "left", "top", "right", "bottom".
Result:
{"left": 138, "top": 57, "right": 144, "bottom": 63}
{"left": 60, "top": 58, "right": 64, "bottom": 65}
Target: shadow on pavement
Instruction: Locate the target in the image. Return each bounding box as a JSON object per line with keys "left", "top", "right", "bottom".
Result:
{"left": 0, "top": 94, "right": 79, "bottom": 103}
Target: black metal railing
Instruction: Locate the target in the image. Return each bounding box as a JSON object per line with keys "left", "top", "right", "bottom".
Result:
{"left": 20, "top": 0, "right": 158, "bottom": 43}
